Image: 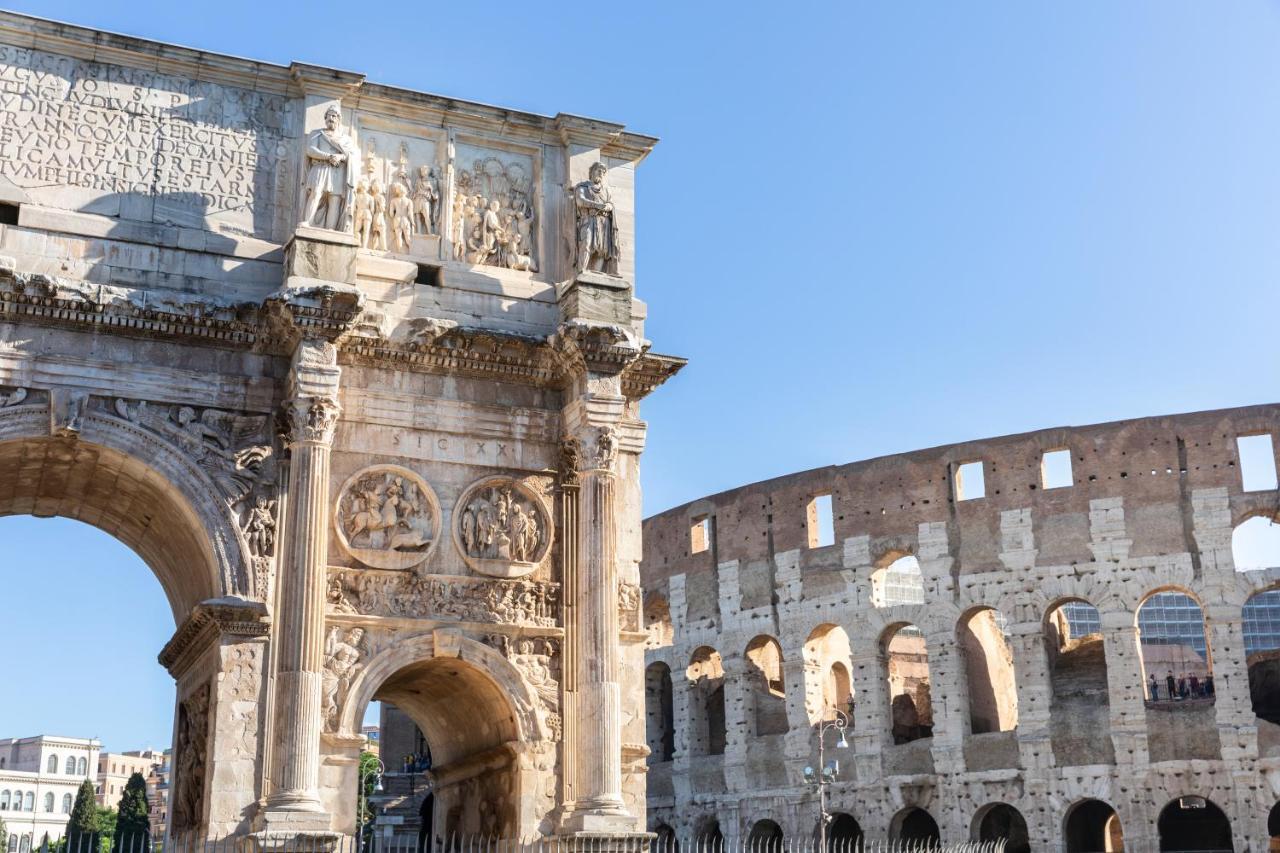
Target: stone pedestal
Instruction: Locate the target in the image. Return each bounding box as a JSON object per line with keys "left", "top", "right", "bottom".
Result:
{"left": 558, "top": 273, "right": 633, "bottom": 325}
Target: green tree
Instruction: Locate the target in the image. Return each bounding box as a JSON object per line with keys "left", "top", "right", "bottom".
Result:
{"left": 357, "top": 751, "right": 381, "bottom": 833}
{"left": 65, "top": 780, "right": 99, "bottom": 853}
{"left": 0, "top": 815, "right": 7, "bottom": 853}
{"left": 112, "top": 774, "right": 149, "bottom": 853}
{"left": 93, "top": 808, "right": 116, "bottom": 853}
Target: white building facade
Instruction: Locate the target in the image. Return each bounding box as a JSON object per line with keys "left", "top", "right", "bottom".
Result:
{"left": 0, "top": 736, "right": 100, "bottom": 851}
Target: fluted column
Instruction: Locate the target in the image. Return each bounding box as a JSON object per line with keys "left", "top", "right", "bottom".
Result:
{"left": 264, "top": 341, "right": 341, "bottom": 823}
{"left": 560, "top": 425, "right": 632, "bottom": 831}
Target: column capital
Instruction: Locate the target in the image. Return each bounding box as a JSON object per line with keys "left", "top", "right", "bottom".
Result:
{"left": 283, "top": 395, "right": 341, "bottom": 446}
{"left": 561, "top": 424, "right": 620, "bottom": 480}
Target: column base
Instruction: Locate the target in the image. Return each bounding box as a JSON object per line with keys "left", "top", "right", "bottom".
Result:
{"left": 252, "top": 803, "right": 337, "bottom": 851}
{"left": 559, "top": 801, "right": 637, "bottom": 834}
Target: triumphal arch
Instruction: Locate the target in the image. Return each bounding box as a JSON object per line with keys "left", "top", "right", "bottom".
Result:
{"left": 0, "top": 11, "right": 682, "bottom": 842}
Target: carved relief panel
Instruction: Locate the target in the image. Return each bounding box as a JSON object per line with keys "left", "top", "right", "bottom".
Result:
{"left": 171, "top": 682, "right": 210, "bottom": 833}
{"left": 334, "top": 465, "right": 441, "bottom": 570}
{"left": 453, "top": 476, "right": 552, "bottom": 579}
{"left": 351, "top": 118, "right": 444, "bottom": 254}
{"left": 451, "top": 141, "right": 540, "bottom": 273}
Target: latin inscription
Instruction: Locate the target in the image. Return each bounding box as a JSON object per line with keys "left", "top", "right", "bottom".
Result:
{"left": 0, "top": 46, "right": 292, "bottom": 237}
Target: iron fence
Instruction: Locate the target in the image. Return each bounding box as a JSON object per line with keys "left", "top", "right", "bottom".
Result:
{"left": 11, "top": 833, "right": 1004, "bottom": 853}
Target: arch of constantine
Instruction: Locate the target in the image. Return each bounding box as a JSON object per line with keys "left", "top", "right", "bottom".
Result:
{"left": 0, "top": 10, "right": 682, "bottom": 843}
{"left": 642, "top": 406, "right": 1280, "bottom": 852}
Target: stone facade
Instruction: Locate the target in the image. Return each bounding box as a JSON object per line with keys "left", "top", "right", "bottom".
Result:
{"left": 0, "top": 11, "right": 681, "bottom": 842}
{"left": 641, "top": 406, "right": 1280, "bottom": 853}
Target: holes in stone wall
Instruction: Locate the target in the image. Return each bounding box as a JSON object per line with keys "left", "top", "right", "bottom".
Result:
{"left": 690, "top": 515, "right": 712, "bottom": 554}
{"left": 883, "top": 624, "right": 933, "bottom": 744}
{"left": 1041, "top": 449, "right": 1073, "bottom": 489}
{"left": 807, "top": 493, "right": 835, "bottom": 548}
{"left": 955, "top": 461, "right": 985, "bottom": 501}
{"left": 1233, "top": 515, "right": 1280, "bottom": 572}
{"left": 959, "top": 608, "right": 1019, "bottom": 734}
{"left": 1238, "top": 433, "right": 1278, "bottom": 492}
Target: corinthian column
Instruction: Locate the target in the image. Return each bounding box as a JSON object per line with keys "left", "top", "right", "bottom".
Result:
{"left": 260, "top": 339, "right": 341, "bottom": 832}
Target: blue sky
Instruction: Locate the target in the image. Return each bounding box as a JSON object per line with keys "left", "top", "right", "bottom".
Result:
{"left": 3, "top": 1, "right": 1280, "bottom": 751}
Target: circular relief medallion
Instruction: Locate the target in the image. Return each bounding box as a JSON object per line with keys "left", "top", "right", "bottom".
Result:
{"left": 453, "top": 476, "right": 553, "bottom": 579}
{"left": 334, "top": 465, "right": 441, "bottom": 570}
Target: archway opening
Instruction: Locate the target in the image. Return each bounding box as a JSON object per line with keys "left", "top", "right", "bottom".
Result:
{"left": 361, "top": 654, "right": 525, "bottom": 840}
{"left": 747, "top": 819, "right": 783, "bottom": 852}
{"left": 883, "top": 625, "right": 932, "bottom": 744}
{"left": 645, "top": 594, "right": 674, "bottom": 648}
{"left": 1137, "top": 591, "right": 1214, "bottom": 705}
{"left": 804, "top": 624, "right": 854, "bottom": 724}
{"left": 1244, "top": 588, "right": 1280, "bottom": 729}
{"left": 1064, "top": 799, "right": 1123, "bottom": 853}
{"left": 973, "top": 804, "right": 1029, "bottom": 853}
{"left": 871, "top": 555, "right": 924, "bottom": 608}
{"left": 696, "top": 818, "right": 724, "bottom": 851}
{"left": 1268, "top": 801, "right": 1280, "bottom": 849}
{"left": 745, "top": 636, "right": 788, "bottom": 736}
{"left": 959, "top": 608, "right": 1018, "bottom": 734}
{"left": 1045, "top": 599, "right": 1113, "bottom": 765}
{"left": 1157, "top": 797, "right": 1232, "bottom": 852}
{"left": 890, "top": 807, "right": 939, "bottom": 845}
{"left": 1232, "top": 515, "right": 1280, "bottom": 573}
{"left": 652, "top": 822, "right": 679, "bottom": 853}
{"left": 687, "top": 648, "right": 727, "bottom": 756}
{"left": 826, "top": 813, "right": 862, "bottom": 851}
{"left": 646, "top": 662, "right": 676, "bottom": 762}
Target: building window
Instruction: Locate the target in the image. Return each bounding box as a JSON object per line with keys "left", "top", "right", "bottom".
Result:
{"left": 23, "top": 791, "right": 33, "bottom": 811}
{"left": 1239, "top": 434, "right": 1278, "bottom": 492}
{"left": 806, "top": 493, "right": 835, "bottom": 548}
{"left": 77, "top": 757, "right": 87, "bottom": 776}
{"left": 62, "top": 793, "right": 72, "bottom": 814}
{"left": 42, "top": 793, "right": 53, "bottom": 813}
{"left": 20, "top": 834, "right": 31, "bottom": 853}
{"left": 65, "top": 756, "right": 75, "bottom": 774}
{"left": 690, "top": 515, "right": 712, "bottom": 554}
{"left": 1041, "top": 449, "right": 1073, "bottom": 489}
{"left": 46, "top": 755, "right": 57, "bottom": 774}
{"left": 1, "top": 789, "right": 10, "bottom": 809}
{"left": 955, "top": 461, "right": 985, "bottom": 501}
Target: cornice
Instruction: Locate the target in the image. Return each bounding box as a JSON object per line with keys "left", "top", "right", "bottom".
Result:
{"left": 157, "top": 597, "right": 269, "bottom": 676}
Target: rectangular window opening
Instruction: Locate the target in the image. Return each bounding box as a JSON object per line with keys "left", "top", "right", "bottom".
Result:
{"left": 690, "top": 515, "right": 711, "bottom": 554}
{"left": 0, "top": 202, "right": 19, "bottom": 225}
{"left": 1041, "top": 448, "right": 1074, "bottom": 489}
{"left": 1239, "top": 434, "right": 1278, "bottom": 492}
{"left": 806, "top": 493, "right": 835, "bottom": 548}
{"left": 955, "top": 461, "right": 985, "bottom": 501}
{"left": 415, "top": 263, "right": 441, "bottom": 286}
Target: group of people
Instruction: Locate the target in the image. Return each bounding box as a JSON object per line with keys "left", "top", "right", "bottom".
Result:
{"left": 1148, "top": 670, "right": 1215, "bottom": 702}
{"left": 400, "top": 752, "right": 431, "bottom": 774}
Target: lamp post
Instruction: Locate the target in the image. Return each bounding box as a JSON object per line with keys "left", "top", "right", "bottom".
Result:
{"left": 804, "top": 709, "right": 849, "bottom": 853}
{"left": 358, "top": 758, "right": 385, "bottom": 853}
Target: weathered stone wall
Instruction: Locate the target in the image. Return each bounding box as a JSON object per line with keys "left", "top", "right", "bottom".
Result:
{"left": 642, "top": 405, "right": 1280, "bottom": 852}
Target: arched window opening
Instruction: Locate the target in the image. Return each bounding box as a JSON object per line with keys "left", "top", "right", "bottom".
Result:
{"left": 0, "top": 790, "right": 9, "bottom": 809}
{"left": 1045, "top": 599, "right": 1113, "bottom": 766}
{"left": 45, "top": 755, "right": 56, "bottom": 774}
{"left": 1157, "top": 797, "right": 1232, "bottom": 852}
{"left": 872, "top": 555, "right": 924, "bottom": 608}
{"left": 61, "top": 793, "right": 72, "bottom": 814}
{"left": 973, "top": 804, "right": 1029, "bottom": 853}
{"left": 884, "top": 624, "right": 932, "bottom": 744}
{"left": 696, "top": 818, "right": 724, "bottom": 852}
{"left": 891, "top": 808, "right": 939, "bottom": 845}
{"left": 1233, "top": 515, "right": 1280, "bottom": 573}
{"left": 959, "top": 608, "right": 1019, "bottom": 734}
{"left": 687, "top": 648, "right": 727, "bottom": 757}
{"left": 1064, "top": 799, "right": 1124, "bottom": 853}
{"left": 7, "top": 835, "right": 14, "bottom": 853}
{"left": 651, "top": 823, "right": 678, "bottom": 853}
{"left": 745, "top": 635, "right": 789, "bottom": 736}
{"left": 64, "top": 756, "right": 75, "bottom": 775}
{"left": 747, "top": 820, "right": 784, "bottom": 853}
{"left": 42, "top": 793, "right": 53, "bottom": 813}
{"left": 645, "top": 662, "right": 676, "bottom": 763}
{"left": 19, "top": 834, "right": 30, "bottom": 853}
{"left": 1245, "top": 589, "right": 1280, "bottom": 728}
{"left": 804, "top": 624, "right": 855, "bottom": 723}
{"left": 1137, "top": 591, "right": 1213, "bottom": 705}
{"left": 23, "top": 792, "right": 33, "bottom": 812}
{"left": 645, "top": 595, "right": 674, "bottom": 649}
{"left": 826, "top": 814, "right": 863, "bottom": 851}
{"left": 76, "top": 757, "right": 87, "bottom": 776}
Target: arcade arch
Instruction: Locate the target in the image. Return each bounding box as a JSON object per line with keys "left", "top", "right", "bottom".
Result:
{"left": 1136, "top": 590, "right": 1214, "bottom": 703}
{"left": 871, "top": 555, "right": 924, "bottom": 608}
{"left": 804, "top": 624, "right": 854, "bottom": 723}
{"left": 890, "top": 807, "right": 939, "bottom": 844}
{"left": 1044, "top": 599, "right": 1113, "bottom": 766}
{"left": 972, "top": 804, "right": 1029, "bottom": 853}
{"left": 645, "top": 595, "right": 674, "bottom": 648}
{"left": 958, "top": 607, "right": 1018, "bottom": 734}
{"left": 747, "top": 819, "right": 783, "bottom": 852}
{"left": 826, "top": 814, "right": 862, "bottom": 850}
{"left": 687, "top": 647, "right": 727, "bottom": 756}
{"left": 744, "top": 635, "right": 788, "bottom": 736}
{"left": 1232, "top": 514, "right": 1280, "bottom": 573}
{"left": 1156, "top": 797, "right": 1232, "bottom": 852}
{"left": 1244, "top": 588, "right": 1280, "bottom": 726}
{"left": 1064, "top": 799, "right": 1123, "bottom": 853}
{"left": 882, "top": 624, "right": 933, "bottom": 744}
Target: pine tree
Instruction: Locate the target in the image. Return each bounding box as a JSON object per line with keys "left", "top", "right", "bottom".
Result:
{"left": 0, "top": 815, "right": 7, "bottom": 853}
{"left": 64, "top": 780, "right": 98, "bottom": 853}
{"left": 112, "top": 774, "right": 149, "bottom": 853}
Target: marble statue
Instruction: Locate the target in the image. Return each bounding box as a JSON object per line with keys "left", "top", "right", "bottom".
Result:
{"left": 389, "top": 182, "right": 413, "bottom": 252}
{"left": 574, "top": 162, "right": 619, "bottom": 275}
{"left": 300, "top": 106, "right": 358, "bottom": 232}
{"left": 413, "top": 165, "right": 440, "bottom": 235}
{"left": 369, "top": 181, "right": 388, "bottom": 251}
{"left": 353, "top": 180, "right": 372, "bottom": 248}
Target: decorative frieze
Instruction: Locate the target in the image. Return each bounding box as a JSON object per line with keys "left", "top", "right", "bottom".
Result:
{"left": 331, "top": 569, "right": 559, "bottom": 627}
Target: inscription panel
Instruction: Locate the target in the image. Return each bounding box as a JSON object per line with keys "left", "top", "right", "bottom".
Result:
{"left": 0, "top": 45, "right": 295, "bottom": 240}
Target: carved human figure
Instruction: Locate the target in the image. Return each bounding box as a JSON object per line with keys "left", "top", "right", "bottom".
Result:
{"left": 451, "top": 192, "right": 469, "bottom": 260}
{"left": 352, "top": 180, "right": 373, "bottom": 248}
{"left": 301, "top": 105, "right": 358, "bottom": 232}
{"left": 389, "top": 182, "right": 413, "bottom": 252}
{"left": 368, "top": 181, "right": 388, "bottom": 251}
{"left": 245, "top": 495, "right": 276, "bottom": 557}
{"left": 322, "top": 627, "right": 365, "bottom": 728}
{"left": 413, "top": 165, "right": 440, "bottom": 235}
{"left": 481, "top": 198, "right": 503, "bottom": 261}
{"left": 574, "top": 161, "right": 619, "bottom": 274}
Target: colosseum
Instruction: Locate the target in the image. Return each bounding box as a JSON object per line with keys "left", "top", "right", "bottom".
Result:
{"left": 640, "top": 404, "right": 1280, "bottom": 852}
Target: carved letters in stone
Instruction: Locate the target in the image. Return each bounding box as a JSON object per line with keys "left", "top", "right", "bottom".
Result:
{"left": 573, "top": 162, "right": 620, "bottom": 276}
{"left": 335, "top": 465, "right": 441, "bottom": 570}
{"left": 172, "top": 683, "right": 210, "bottom": 832}
{"left": 301, "top": 106, "right": 359, "bottom": 232}
{"left": 322, "top": 626, "right": 365, "bottom": 732}
{"left": 334, "top": 569, "right": 559, "bottom": 626}
{"left": 454, "top": 477, "right": 552, "bottom": 579}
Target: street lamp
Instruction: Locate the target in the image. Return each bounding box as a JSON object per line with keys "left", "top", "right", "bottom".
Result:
{"left": 804, "top": 709, "right": 850, "bottom": 853}
{"left": 359, "top": 758, "right": 385, "bottom": 853}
